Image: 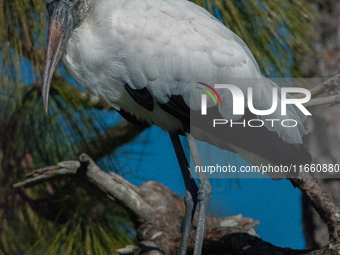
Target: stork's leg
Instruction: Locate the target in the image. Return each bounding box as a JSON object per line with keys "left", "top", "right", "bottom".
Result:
{"left": 170, "top": 133, "right": 198, "bottom": 255}
{"left": 185, "top": 132, "right": 212, "bottom": 255}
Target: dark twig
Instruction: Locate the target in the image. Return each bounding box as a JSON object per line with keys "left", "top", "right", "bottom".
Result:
{"left": 304, "top": 94, "right": 340, "bottom": 107}
{"left": 295, "top": 74, "right": 340, "bottom": 99}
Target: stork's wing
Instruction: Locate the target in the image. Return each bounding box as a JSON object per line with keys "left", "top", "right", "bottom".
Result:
{"left": 86, "top": 0, "right": 311, "bottom": 167}
{"left": 100, "top": 0, "right": 305, "bottom": 141}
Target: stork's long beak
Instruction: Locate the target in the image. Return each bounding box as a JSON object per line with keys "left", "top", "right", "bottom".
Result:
{"left": 42, "top": 2, "right": 74, "bottom": 112}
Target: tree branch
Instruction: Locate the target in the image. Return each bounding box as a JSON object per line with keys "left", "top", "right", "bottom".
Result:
{"left": 289, "top": 171, "right": 340, "bottom": 245}
{"left": 13, "top": 154, "right": 340, "bottom": 254}
{"left": 304, "top": 94, "right": 340, "bottom": 107}
{"left": 13, "top": 153, "right": 152, "bottom": 219}
{"left": 291, "top": 74, "right": 340, "bottom": 108}
{"left": 296, "top": 74, "right": 340, "bottom": 99}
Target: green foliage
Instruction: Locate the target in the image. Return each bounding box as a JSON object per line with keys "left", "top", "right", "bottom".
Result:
{"left": 1, "top": 182, "right": 134, "bottom": 255}
{"left": 0, "top": 0, "right": 46, "bottom": 100}
{"left": 0, "top": 83, "right": 134, "bottom": 254}
{"left": 193, "top": 0, "right": 317, "bottom": 77}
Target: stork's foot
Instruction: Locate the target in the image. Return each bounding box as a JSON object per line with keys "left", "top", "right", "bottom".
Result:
{"left": 193, "top": 179, "right": 212, "bottom": 255}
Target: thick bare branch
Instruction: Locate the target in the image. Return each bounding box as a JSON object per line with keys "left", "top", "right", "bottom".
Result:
{"left": 14, "top": 153, "right": 152, "bottom": 219}
{"left": 78, "top": 153, "right": 152, "bottom": 219}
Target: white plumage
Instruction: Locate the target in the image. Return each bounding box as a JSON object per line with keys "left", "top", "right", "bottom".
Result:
{"left": 62, "top": 0, "right": 306, "bottom": 144}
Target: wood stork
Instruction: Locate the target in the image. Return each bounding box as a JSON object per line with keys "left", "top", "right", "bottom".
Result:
{"left": 42, "top": 0, "right": 312, "bottom": 254}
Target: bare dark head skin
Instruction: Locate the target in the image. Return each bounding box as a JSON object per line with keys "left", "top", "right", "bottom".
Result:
{"left": 42, "top": 0, "right": 89, "bottom": 112}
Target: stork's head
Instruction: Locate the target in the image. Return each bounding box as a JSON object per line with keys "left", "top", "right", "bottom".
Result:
{"left": 42, "top": 0, "right": 89, "bottom": 112}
